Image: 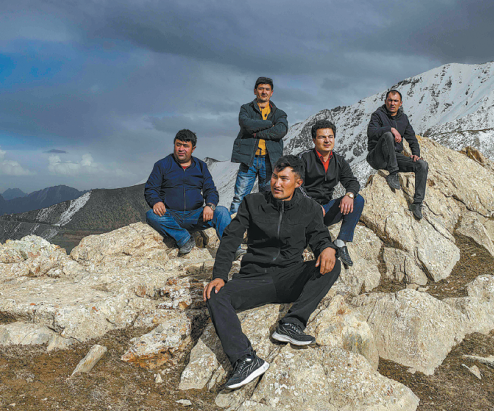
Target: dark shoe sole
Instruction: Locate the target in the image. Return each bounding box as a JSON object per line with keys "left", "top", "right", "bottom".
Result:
{"left": 225, "top": 361, "right": 269, "bottom": 389}
{"left": 271, "top": 331, "right": 315, "bottom": 346}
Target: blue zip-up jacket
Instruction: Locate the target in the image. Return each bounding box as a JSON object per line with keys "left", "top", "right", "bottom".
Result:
{"left": 144, "top": 154, "right": 219, "bottom": 211}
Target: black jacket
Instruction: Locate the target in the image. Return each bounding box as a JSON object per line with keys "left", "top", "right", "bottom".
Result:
{"left": 212, "top": 189, "right": 336, "bottom": 281}
{"left": 231, "top": 99, "right": 288, "bottom": 168}
{"left": 298, "top": 149, "right": 360, "bottom": 204}
{"left": 367, "top": 105, "right": 420, "bottom": 156}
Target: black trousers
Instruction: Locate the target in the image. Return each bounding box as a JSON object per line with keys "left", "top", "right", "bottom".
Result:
{"left": 206, "top": 259, "right": 341, "bottom": 364}
{"left": 366, "top": 132, "right": 429, "bottom": 203}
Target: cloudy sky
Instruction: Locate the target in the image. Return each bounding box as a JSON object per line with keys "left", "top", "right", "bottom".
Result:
{"left": 0, "top": 0, "right": 492, "bottom": 194}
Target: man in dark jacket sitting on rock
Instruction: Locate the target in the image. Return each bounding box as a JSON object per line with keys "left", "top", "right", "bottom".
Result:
{"left": 203, "top": 155, "right": 341, "bottom": 390}
{"left": 229, "top": 77, "right": 288, "bottom": 214}
{"left": 298, "top": 120, "right": 364, "bottom": 268}
{"left": 144, "top": 129, "right": 230, "bottom": 254}
{"left": 367, "top": 90, "right": 429, "bottom": 219}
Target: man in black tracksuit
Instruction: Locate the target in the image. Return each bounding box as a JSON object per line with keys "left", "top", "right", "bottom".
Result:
{"left": 203, "top": 155, "right": 340, "bottom": 390}
{"left": 367, "top": 90, "right": 429, "bottom": 219}
{"left": 298, "top": 120, "right": 364, "bottom": 267}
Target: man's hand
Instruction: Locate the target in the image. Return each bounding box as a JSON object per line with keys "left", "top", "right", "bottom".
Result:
{"left": 339, "top": 196, "right": 354, "bottom": 215}
{"left": 391, "top": 127, "right": 402, "bottom": 143}
{"left": 153, "top": 202, "right": 166, "bottom": 216}
{"left": 203, "top": 278, "right": 225, "bottom": 301}
{"left": 411, "top": 155, "right": 421, "bottom": 162}
{"left": 321, "top": 205, "right": 326, "bottom": 217}
{"left": 315, "top": 247, "right": 336, "bottom": 275}
{"left": 203, "top": 206, "right": 214, "bottom": 222}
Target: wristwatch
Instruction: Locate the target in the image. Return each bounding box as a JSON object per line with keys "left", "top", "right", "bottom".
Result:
{"left": 206, "top": 203, "right": 216, "bottom": 211}
{"left": 345, "top": 192, "right": 355, "bottom": 199}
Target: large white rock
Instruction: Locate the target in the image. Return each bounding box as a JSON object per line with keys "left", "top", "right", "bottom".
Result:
{"left": 361, "top": 172, "right": 460, "bottom": 282}
{"left": 329, "top": 225, "right": 383, "bottom": 294}
{"left": 308, "top": 294, "right": 379, "bottom": 369}
{"left": 456, "top": 213, "right": 494, "bottom": 257}
{"left": 248, "top": 346, "right": 419, "bottom": 411}
{"left": 382, "top": 247, "right": 428, "bottom": 286}
{"left": 444, "top": 275, "right": 494, "bottom": 334}
{"left": 70, "top": 223, "right": 170, "bottom": 264}
{"left": 0, "top": 322, "right": 55, "bottom": 346}
{"left": 352, "top": 289, "right": 466, "bottom": 375}
{"left": 121, "top": 310, "right": 192, "bottom": 369}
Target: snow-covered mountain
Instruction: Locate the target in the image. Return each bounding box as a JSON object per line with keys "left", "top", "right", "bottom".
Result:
{"left": 210, "top": 62, "right": 494, "bottom": 202}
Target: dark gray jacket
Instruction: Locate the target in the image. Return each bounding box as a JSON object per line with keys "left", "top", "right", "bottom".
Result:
{"left": 231, "top": 99, "right": 288, "bottom": 168}
{"left": 367, "top": 105, "right": 420, "bottom": 157}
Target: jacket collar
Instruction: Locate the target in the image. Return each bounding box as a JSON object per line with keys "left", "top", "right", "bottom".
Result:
{"left": 170, "top": 153, "right": 197, "bottom": 168}
{"left": 251, "top": 99, "right": 277, "bottom": 115}
{"left": 379, "top": 104, "right": 404, "bottom": 119}
{"left": 266, "top": 187, "right": 302, "bottom": 210}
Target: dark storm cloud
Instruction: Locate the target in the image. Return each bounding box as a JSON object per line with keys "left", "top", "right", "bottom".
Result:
{"left": 45, "top": 149, "right": 67, "bottom": 153}
{"left": 0, "top": 0, "right": 492, "bottom": 192}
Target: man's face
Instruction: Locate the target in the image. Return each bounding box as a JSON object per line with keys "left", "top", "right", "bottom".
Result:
{"left": 173, "top": 139, "right": 195, "bottom": 163}
{"left": 271, "top": 167, "right": 302, "bottom": 201}
{"left": 313, "top": 128, "right": 335, "bottom": 154}
{"left": 385, "top": 92, "right": 402, "bottom": 115}
{"left": 254, "top": 84, "right": 273, "bottom": 104}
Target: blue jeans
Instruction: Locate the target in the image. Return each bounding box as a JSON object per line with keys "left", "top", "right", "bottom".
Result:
{"left": 146, "top": 206, "right": 231, "bottom": 247}
{"left": 322, "top": 195, "right": 365, "bottom": 242}
{"left": 230, "top": 155, "right": 272, "bottom": 214}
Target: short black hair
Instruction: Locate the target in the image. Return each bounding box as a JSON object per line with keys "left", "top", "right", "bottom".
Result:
{"left": 255, "top": 77, "right": 274, "bottom": 90}
{"left": 311, "top": 119, "right": 336, "bottom": 139}
{"left": 174, "top": 129, "right": 197, "bottom": 147}
{"left": 385, "top": 89, "right": 402, "bottom": 101}
{"left": 273, "top": 155, "right": 304, "bottom": 180}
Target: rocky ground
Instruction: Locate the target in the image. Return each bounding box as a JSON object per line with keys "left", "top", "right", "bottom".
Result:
{"left": 1, "top": 137, "right": 494, "bottom": 411}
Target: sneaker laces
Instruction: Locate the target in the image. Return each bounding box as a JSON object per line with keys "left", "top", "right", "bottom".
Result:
{"left": 233, "top": 354, "right": 253, "bottom": 373}
{"left": 284, "top": 322, "right": 303, "bottom": 334}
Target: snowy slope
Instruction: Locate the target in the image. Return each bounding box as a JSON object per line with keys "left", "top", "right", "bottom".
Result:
{"left": 211, "top": 62, "right": 494, "bottom": 200}
{"left": 283, "top": 61, "right": 494, "bottom": 186}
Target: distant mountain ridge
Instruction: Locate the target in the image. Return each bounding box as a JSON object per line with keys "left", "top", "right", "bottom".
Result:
{"left": 0, "top": 185, "right": 85, "bottom": 216}
{"left": 2, "top": 188, "right": 26, "bottom": 201}
{"left": 0, "top": 184, "right": 148, "bottom": 251}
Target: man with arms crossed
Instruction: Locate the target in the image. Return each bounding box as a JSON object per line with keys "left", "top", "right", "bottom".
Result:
{"left": 230, "top": 77, "right": 288, "bottom": 214}
{"left": 204, "top": 155, "right": 341, "bottom": 390}
{"left": 298, "top": 120, "right": 364, "bottom": 268}
{"left": 145, "top": 129, "right": 231, "bottom": 254}
{"left": 367, "top": 90, "right": 429, "bottom": 219}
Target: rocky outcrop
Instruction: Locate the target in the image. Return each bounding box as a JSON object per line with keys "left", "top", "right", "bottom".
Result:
{"left": 1, "top": 136, "right": 494, "bottom": 410}
{"left": 352, "top": 289, "right": 466, "bottom": 375}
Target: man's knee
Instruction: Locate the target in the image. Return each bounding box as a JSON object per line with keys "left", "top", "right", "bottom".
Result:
{"left": 146, "top": 209, "right": 158, "bottom": 223}
{"left": 417, "top": 159, "right": 428, "bottom": 172}
{"left": 353, "top": 194, "right": 365, "bottom": 212}
{"left": 382, "top": 131, "right": 394, "bottom": 144}
{"left": 214, "top": 206, "right": 230, "bottom": 219}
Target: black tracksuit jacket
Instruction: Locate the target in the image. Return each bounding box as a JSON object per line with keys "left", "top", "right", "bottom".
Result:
{"left": 298, "top": 149, "right": 360, "bottom": 204}
{"left": 212, "top": 189, "right": 336, "bottom": 282}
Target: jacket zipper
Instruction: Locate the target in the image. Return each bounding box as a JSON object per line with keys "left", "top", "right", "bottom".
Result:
{"left": 272, "top": 201, "right": 284, "bottom": 261}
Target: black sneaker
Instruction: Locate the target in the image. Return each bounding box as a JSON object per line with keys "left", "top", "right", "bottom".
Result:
{"left": 272, "top": 322, "right": 315, "bottom": 346}
{"left": 386, "top": 173, "right": 401, "bottom": 190}
{"left": 409, "top": 203, "right": 423, "bottom": 220}
{"left": 338, "top": 245, "right": 353, "bottom": 267}
{"left": 225, "top": 354, "right": 269, "bottom": 390}
{"left": 178, "top": 237, "right": 195, "bottom": 255}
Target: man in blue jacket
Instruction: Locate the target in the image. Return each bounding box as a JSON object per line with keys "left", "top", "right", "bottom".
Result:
{"left": 367, "top": 90, "right": 429, "bottom": 219}
{"left": 144, "top": 129, "right": 231, "bottom": 254}
{"left": 230, "top": 77, "right": 288, "bottom": 214}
